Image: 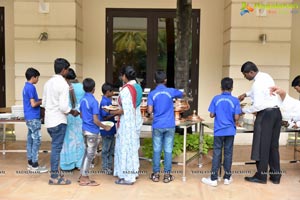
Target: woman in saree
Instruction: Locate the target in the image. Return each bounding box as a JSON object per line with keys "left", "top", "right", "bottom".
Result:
{"left": 108, "top": 66, "right": 143, "bottom": 185}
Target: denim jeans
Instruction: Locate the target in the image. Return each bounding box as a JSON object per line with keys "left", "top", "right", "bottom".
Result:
{"left": 26, "top": 119, "right": 42, "bottom": 165}
{"left": 101, "top": 135, "right": 115, "bottom": 170}
{"left": 47, "top": 123, "right": 67, "bottom": 179}
{"left": 152, "top": 128, "right": 175, "bottom": 174}
{"left": 211, "top": 136, "right": 234, "bottom": 181}
{"left": 81, "top": 133, "right": 100, "bottom": 176}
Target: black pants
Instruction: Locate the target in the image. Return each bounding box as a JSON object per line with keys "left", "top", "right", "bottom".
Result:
{"left": 252, "top": 107, "right": 282, "bottom": 181}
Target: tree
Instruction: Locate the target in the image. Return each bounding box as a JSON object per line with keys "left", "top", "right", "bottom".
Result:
{"left": 175, "top": 0, "right": 192, "bottom": 94}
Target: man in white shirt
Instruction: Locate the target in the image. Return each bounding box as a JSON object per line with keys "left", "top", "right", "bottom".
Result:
{"left": 42, "top": 58, "right": 78, "bottom": 185}
{"left": 239, "top": 61, "right": 282, "bottom": 184}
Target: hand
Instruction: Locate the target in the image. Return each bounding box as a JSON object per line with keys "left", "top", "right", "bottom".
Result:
{"left": 238, "top": 93, "right": 246, "bottom": 102}
{"left": 104, "top": 125, "right": 111, "bottom": 131}
{"left": 269, "top": 86, "right": 286, "bottom": 101}
{"left": 70, "top": 109, "right": 79, "bottom": 117}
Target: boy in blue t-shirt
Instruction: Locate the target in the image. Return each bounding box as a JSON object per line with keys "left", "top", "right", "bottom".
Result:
{"left": 147, "top": 70, "right": 183, "bottom": 183}
{"left": 202, "top": 77, "right": 241, "bottom": 187}
{"left": 22, "top": 68, "right": 48, "bottom": 173}
{"left": 99, "top": 83, "right": 116, "bottom": 175}
{"left": 78, "top": 78, "right": 111, "bottom": 186}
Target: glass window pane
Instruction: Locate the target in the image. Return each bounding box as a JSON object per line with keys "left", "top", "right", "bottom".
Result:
{"left": 112, "top": 17, "right": 147, "bottom": 89}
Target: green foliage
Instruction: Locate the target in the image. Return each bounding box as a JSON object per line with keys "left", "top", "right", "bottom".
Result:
{"left": 141, "top": 133, "right": 214, "bottom": 159}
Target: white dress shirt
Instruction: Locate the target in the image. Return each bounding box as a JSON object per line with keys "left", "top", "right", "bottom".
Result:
{"left": 279, "top": 94, "right": 300, "bottom": 122}
{"left": 243, "top": 71, "right": 280, "bottom": 114}
{"left": 42, "top": 74, "right": 71, "bottom": 128}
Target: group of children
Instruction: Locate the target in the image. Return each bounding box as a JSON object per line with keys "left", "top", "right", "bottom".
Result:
{"left": 23, "top": 65, "right": 242, "bottom": 187}
{"left": 23, "top": 67, "right": 116, "bottom": 186}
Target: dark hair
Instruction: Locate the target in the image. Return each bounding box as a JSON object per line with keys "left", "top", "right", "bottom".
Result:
{"left": 54, "top": 58, "right": 70, "bottom": 74}
{"left": 83, "top": 78, "right": 95, "bottom": 92}
{"left": 241, "top": 61, "right": 258, "bottom": 73}
{"left": 25, "top": 67, "right": 40, "bottom": 81}
{"left": 221, "top": 77, "right": 233, "bottom": 90}
{"left": 291, "top": 75, "right": 300, "bottom": 87}
{"left": 66, "top": 68, "right": 76, "bottom": 80}
{"left": 155, "top": 70, "right": 167, "bottom": 84}
{"left": 102, "top": 82, "right": 113, "bottom": 94}
{"left": 121, "top": 66, "right": 136, "bottom": 81}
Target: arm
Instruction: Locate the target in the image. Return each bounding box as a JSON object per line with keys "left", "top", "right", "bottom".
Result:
{"left": 30, "top": 98, "right": 42, "bottom": 108}
{"left": 209, "top": 112, "right": 215, "bottom": 118}
{"left": 147, "top": 105, "right": 153, "bottom": 114}
{"left": 93, "top": 114, "right": 111, "bottom": 131}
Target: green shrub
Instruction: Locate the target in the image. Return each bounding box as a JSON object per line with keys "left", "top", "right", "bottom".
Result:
{"left": 141, "top": 133, "right": 214, "bottom": 159}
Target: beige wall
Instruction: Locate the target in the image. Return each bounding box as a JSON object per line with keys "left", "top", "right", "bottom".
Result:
{"left": 82, "top": 0, "right": 225, "bottom": 118}
{"left": 0, "top": 0, "right": 14, "bottom": 106}
{"left": 224, "top": 0, "right": 293, "bottom": 104}
{"left": 14, "top": 0, "right": 82, "bottom": 105}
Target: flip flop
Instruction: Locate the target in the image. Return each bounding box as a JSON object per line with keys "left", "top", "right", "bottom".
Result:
{"left": 79, "top": 180, "right": 100, "bottom": 186}
{"left": 115, "top": 179, "right": 134, "bottom": 185}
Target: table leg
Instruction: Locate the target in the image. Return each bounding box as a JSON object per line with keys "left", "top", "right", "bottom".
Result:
{"left": 2, "top": 124, "right": 6, "bottom": 155}
{"left": 182, "top": 126, "right": 187, "bottom": 182}
{"left": 198, "top": 122, "right": 203, "bottom": 168}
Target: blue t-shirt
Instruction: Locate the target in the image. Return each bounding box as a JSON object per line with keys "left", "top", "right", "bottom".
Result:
{"left": 208, "top": 92, "right": 241, "bottom": 136}
{"left": 22, "top": 82, "right": 40, "bottom": 120}
{"left": 80, "top": 93, "right": 100, "bottom": 134}
{"left": 147, "top": 84, "right": 183, "bottom": 129}
{"left": 99, "top": 96, "right": 116, "bottom": 136}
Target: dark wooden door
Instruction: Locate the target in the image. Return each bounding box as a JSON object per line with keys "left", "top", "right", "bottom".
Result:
{"left": 0, "top": 7, "right": 5, "bottom": 107}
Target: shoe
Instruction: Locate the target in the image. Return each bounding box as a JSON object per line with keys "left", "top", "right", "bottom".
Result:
{"left": 201, "top": 177, "right": 217, "bottom": 187}
{"left": 224, "top": 177, "right": 233, "bottom": 185}
{"left": 49, "top": 176, "right": 71, "bottom": 185}
{"left": 244, "top": 176, "right": 266, "bottom": 184}
{"left": 28, "top": 165, "right": 48, "bottom": 173}
{"left": 269, "top": 177, "right": 280, "bottom": 184}
{"left": 163, "top": 174, "right": 175, "bottom": 183}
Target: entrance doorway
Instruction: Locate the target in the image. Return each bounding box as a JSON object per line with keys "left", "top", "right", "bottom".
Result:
{"left": 106, "top": 8, "right": 200, "bottom": 112}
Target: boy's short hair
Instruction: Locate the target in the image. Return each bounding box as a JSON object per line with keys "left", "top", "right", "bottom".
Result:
{"left": 291, "top": 75, "right": 300, "bottom": 87}
{"left": 83, "top": 78, "right": 95, "bottom": 92}
{"left": 221, "top": 77, "right": 233, "bottom": 91}
{"left": 154, "top": 70, "right": 167, "bottom": 84}
{"left": 66, "top": 68, "right": 77, "bottom": 80}
{"left": 25, "top": 67, "right": 40, "bottom": 81}
{"left": 102, "top": 82, "right": 113, "bottom": 94}
{"left": 54, "top": 58, "right": 70, "bottom": 74}
{"left": 241, "top": 61, "right": 258, "bottom": 73}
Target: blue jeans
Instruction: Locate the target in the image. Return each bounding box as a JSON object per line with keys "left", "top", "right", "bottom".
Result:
{"left": 80, "top": 134, "right": 100, "bottom": 176}
{"left": 211, "top": 136, "right": 234, "bottom": 180}
{"left": 152, "top": 128, "right": 175, "bottom": 174}
{"left": 47, "top": 123, "right": 67, "bottom": 179}
{"left": 101, "top": 135, "right": 115, "bottom": 170}
{"left": 26, "top": 119, "right": 42, "bottom": 165}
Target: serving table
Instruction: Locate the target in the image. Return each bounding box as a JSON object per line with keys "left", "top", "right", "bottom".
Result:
{"left": 0, "top": 119, "right": 50, "bottom": 155}
{"left": 203, "top": 122, "right": 300, "bottom": 164}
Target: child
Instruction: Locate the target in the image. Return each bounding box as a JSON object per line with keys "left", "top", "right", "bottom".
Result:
{"left": 147, "top": 70, "right": 183, "bottom": 183}
{"left": 22, "top": 67, "right": 48, "bottom": 173}
{"left": 202, "top": 77, "right": 241, "bottom": 187}
{"left": 99, "top": 83, "right": 116, "bottom": 175}
{"left": 78, "top": 78, "right": 111, "bottom": 186}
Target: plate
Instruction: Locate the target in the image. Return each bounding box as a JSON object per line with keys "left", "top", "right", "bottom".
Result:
{"left": 102, "top": 105, "right": 119, "bottom": 111}
{"left": 100, "top": 121, "right": 115, "bottom": 130}
{"left": 237, "top": 127, "right": 246, "bottom": 130}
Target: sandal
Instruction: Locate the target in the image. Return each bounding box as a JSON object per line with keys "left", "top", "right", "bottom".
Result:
{"left": 149, "top": 172, "right": 160, "bottom": 182}
{"left": 79, "top": 180, "right": 100, "bottom": 186}
{"left": 115, "top": 178, "right": 134, "bottom": 185}
{"left": 49, "top": 176, "right": 71, "bottom": 185}
{"left": 163, "top": 174, "right": 175, "bottom": 183}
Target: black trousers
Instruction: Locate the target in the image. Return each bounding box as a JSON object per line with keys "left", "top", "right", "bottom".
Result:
{"left": 252, "top": 107, "right": 282, "bottom": 181}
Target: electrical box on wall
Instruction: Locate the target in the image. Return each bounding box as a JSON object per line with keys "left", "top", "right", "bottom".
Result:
{"left": 39, "top": 2, "right": 50, "bottom": 14}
